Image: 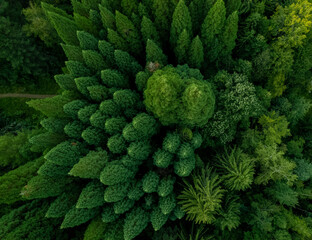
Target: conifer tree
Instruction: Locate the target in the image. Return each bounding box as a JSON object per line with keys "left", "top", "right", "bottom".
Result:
{"left": 115, "top": 11, "right": 142, "bottom": 55}
{"left": 69, "top": 149, "right": 108, "bottom": 179}
{"left": 146, "top": 39, "right": 168, "bottom": 66}
{"left": 188, "top": 35, "right": 204, "bottom": 69}
{"left": 170, "top": 0, "right": 192, "bottom": 50}
{"left": 201, "top": 0, "right": 226, "bottom": 56}
{"left": 221, "top": 10, "right": 239, "bottom": 57}
{"left": 46, "top": 11, "right": 79, "bottom": 45}
{"left": 141, "top": 16, "right": 161, "bottom": 46}
{"left": 175, "top": 29, "right": 191, "bottom": 64}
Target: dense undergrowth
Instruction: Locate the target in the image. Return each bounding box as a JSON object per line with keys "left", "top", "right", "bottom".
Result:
{"left": 1, "top": 0, "right": 312, "bottom": 239}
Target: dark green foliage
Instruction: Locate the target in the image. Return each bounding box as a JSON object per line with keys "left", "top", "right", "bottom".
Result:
{"left": 114, "top": 50, "right": 142, "bottom": 76}
{"left": 46, "top": 190, "right": 80, "bottom": 218}
{"left": 141, "top": 16, "right": 160, "bottom": 46}
{"left": 83, "top": 217, "right": 107, "bottom": 240}
{"left": 153, "top": 149, "right": 173, "bottom": 168}
{"left": 100, "top": 161, "right": 135, "bottom": 185}
{"left": 27, "top": 95, "right": 71, "bottom": 118}
{"left": 146, "top": 39, "right": 168, "bottom": 66}
{"left": 61, "top": 206, "right": 98, "bottom": 228}
{"left": 45, "top": 141, "right": 85, "bottom": 167}
{"left": 0, "top": 200, "right": 62, "bottom": 240}
{"left": 16, "top": 1, "right": 312, "bottom": 239}
{"left": 76, "top": 181, "right": 105, "bottom": 208}
{"left": 158, "top": 176, "right": 175, "bottom": 197}
{"left": 151, "top": 207, "right": 169, "bottom": 231}
{"left": 101, "top": 69, "right": 129, "bottom": 88}
{"left": 104, "top": 182, "right": 130, "bottom": 202}
{"left": 47, "top": 11, "right": 79, "bottom": 45}
{"left": 69, "top": 149, "right": 108, "bottom": 179}
{"left": 188, "top": 36, "right": 204, "bottom": 69}
{"left": 143, "top": 171, "right": 160, "bottom": 193}
{"left": 0, "top": 157, "right": 44, "bottom": 204}
{"left": 123, "top": 207, "right": 149, "bottom": 240}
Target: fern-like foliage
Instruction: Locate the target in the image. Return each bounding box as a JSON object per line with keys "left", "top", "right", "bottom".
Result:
{"left": 216, "top": 147, "right": 255, "bottom": 191}
{"left": 178, "top": 166, "right": 225, "bottom": 224}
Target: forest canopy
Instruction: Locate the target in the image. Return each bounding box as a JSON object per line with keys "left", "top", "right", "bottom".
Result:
{"left": 0, "top": 0, "right": 312, "bottom": 239}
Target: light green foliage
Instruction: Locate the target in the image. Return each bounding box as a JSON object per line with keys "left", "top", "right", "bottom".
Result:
{"left": 170, "top": 0, "right": 192, "bottom": 49}
{"left": 0, "top": 157, "right": 44, "bottom": 204}
{"left": 69, "top": 149, "right": 108, "bottom": 179}
{"left": 76, "top": 180, "right": 105, "bottom": 208}
{"left": 143, "top": 171, "right": 160, "bottom": 193}
{"left": 61, "top": 206, "right": 98, "bottom": 229}
{"left": 23, "top": 2, "right": 59, "bottom": 47}
{"left": 146, "top": 39, "right": 168, "bottom": 66}
{"left": 215, "top": 196, "right": 240, "bottom": 231}
{"left": 74, "top": 13, "right": 97, "bottom": 36}
{"left": 268, "top": 0, "right": 312, "bottom": 96}
{"left": 217, "top": 147, "right": 255, "bottom": 191}
{"left": 178, "top": 167, "right": 225, "bottom": 224}
{"left": 123, "top": 207, "right": 149, "bottom": 240}
{"left": 188, "top": 36, "right": 204, "bottom": 69}
{"left": 100, "top": 161, "right": 135, "bottom": 185}
{"left": 144, "top": 66, "right": 215, "bottom": 127}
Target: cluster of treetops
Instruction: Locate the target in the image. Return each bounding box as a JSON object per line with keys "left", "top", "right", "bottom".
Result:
{"left": 0, "top": 0, "right": 312, "bottom": 239}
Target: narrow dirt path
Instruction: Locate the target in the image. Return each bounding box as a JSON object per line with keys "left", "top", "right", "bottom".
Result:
{"left": 0, "top": 93, "right": 56, "bottom": 99}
